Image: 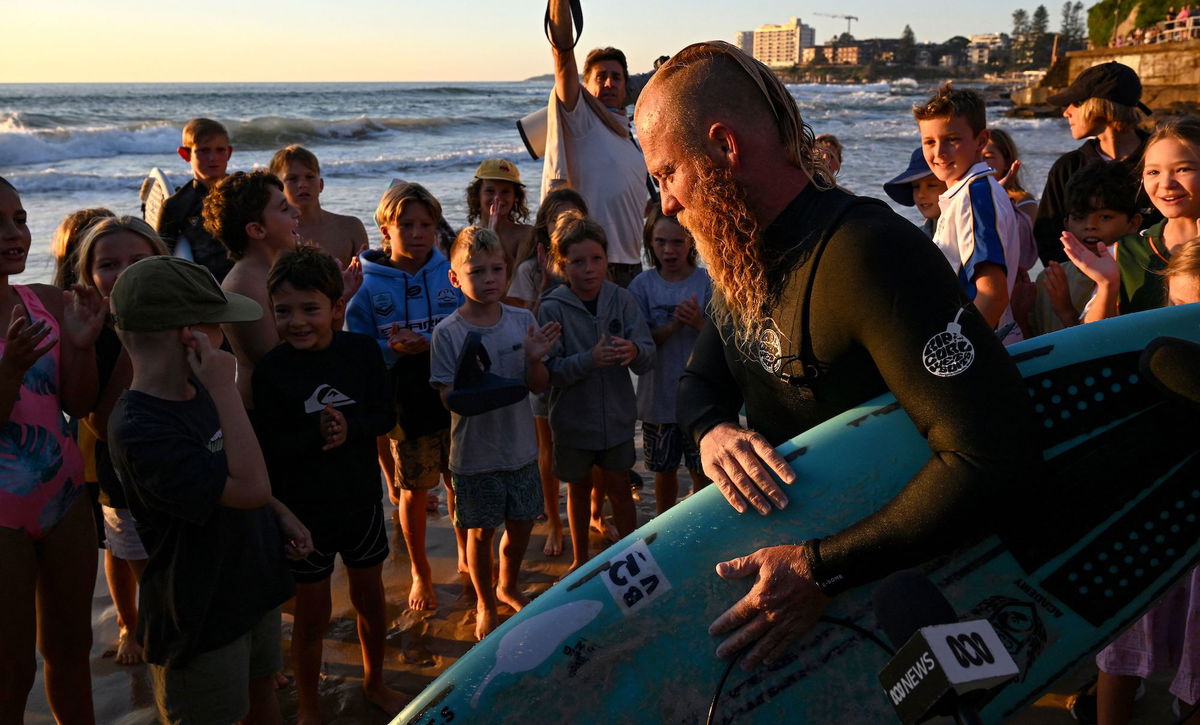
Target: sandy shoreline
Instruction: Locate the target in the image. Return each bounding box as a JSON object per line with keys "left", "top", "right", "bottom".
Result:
{"left": 24, "top": 454, "right": 1179, "bottom": 724}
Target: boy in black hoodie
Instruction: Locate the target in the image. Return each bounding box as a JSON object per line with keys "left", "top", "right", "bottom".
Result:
{"left": 252, "top": 246, "right": 408, "bottom": 722}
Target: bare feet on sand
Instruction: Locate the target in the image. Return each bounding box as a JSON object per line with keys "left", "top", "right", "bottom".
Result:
{"left": 590, "top": 515, "right": 618, "bottom": 543}
{"left": 543, "top": 526, "right": 564, "bottom": 556}
{"left": 496, "top": 585, "right": 529, "bottom": 612}
{"left": 475, "top": 605, "right": 499, "bottom": 641}
{"left": 115, "top": 629, "right": 144, "bottom": 665}
{"left": 365, "top": 682, "right": 412, "bottom": 717}
{"left": 408, "top": 576, "right": 438, "bottom": 611}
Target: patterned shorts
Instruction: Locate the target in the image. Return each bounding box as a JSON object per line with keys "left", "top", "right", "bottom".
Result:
{"left": 451, "top": 460, "right": 543, "bottom": 529}
{"left": 642, "top": 422, "right": 702, "bottom": 473}
{"left": 390, "top": 430, "right": 449, "bottom": 491}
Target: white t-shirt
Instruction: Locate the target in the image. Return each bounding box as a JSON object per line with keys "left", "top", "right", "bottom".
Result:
{"left": 540, "top": 91, "right": 649, "bottom": 265}
{"left": 430, "top": 306, "right": 539, "bottom": 475}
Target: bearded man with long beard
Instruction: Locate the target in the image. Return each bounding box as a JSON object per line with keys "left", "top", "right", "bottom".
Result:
{"left": 634, "top": 42, "right": 1040, "bottom": 670}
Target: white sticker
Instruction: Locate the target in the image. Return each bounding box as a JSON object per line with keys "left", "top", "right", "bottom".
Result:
{"left": 601, "top": 539, "right": 671, "bottom": 615}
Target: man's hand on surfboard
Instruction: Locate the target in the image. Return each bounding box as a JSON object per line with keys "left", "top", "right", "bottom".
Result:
{"left": 709, "top": 544, "right": 830, "bottom": 669}
{"left": 699, "top": 423, "right": 796, "bottom": 514}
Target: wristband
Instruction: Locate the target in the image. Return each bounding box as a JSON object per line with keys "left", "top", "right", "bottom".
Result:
{"left": 801, "top": 538, "right": 849, "bottom": 596}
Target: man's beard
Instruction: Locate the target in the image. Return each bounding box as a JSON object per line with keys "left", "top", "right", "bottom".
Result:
{"left": 676, "top": 159, "right": 768, "bottom": 351}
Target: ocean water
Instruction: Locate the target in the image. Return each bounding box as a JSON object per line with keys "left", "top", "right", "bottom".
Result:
{"left": 0, "top": 81, "right": 1071, "bottom": 285}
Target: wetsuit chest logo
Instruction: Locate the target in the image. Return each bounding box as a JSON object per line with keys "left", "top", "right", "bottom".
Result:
{"left": 755, "top": 322, "right": 783, "bottom": 375}
{"left": 923, "top": 308, "right": 975, "bottom": 377}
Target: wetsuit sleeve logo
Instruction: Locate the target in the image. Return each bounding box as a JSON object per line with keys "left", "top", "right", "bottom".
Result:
{"left": 922, "top": 308, "right": 975, "bottom": 377}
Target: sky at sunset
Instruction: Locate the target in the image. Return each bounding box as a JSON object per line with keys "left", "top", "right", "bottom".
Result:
{"left": 5, "top": 0, "right": 1042, "bottom": 83}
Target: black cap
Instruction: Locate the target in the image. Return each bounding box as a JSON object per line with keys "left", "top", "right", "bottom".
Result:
{"left": 1046, "top": 61, "right": 1152, "bottom": 114}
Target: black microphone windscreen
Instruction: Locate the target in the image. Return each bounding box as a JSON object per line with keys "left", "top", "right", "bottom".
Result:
{"left": 872, "top": 570, "right": 959, "bottom": 649}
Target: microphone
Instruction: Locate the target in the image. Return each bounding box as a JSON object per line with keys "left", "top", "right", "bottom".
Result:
{"left": 873, "top": 570, "right": 1019, "bottom": 725}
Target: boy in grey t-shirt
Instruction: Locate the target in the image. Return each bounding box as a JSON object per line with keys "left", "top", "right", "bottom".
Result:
{"left": 430, "top": 227, "right": 561, "bottom": 641}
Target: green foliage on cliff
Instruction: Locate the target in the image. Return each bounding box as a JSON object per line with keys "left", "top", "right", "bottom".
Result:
{"left": 1087, "top": 0, "right": 1174, "bottom": 46}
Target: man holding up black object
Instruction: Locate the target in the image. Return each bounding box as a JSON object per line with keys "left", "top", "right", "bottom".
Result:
{"left": 633, "top": 42, "right": 1039, "bottom": 670}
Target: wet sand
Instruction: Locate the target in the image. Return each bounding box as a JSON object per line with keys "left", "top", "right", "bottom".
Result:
{"left": 25, "top": 456, "right": 1180, "bottom": 724}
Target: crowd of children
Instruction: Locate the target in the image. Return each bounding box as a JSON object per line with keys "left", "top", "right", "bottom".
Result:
{"left": 4, "top": 57, "right": 1200, "bottom": 723}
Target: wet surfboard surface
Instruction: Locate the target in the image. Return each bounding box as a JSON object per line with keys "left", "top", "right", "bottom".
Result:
{"left": 393, "top": 304, "right": 1200, "bottom": 725}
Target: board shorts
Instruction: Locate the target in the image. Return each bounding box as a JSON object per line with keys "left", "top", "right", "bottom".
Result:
{"left": 642, "top": 422, "right": 702, "bottom": 474}
{"left": 102, "top": 505, "right": 148, "bottom": 561}
{"left": 451, "top": 460, "right": 543, "bottom": 529}
{"left": 288, "top": 502, "right": 389, "bottom": 583}
{"left": 553, "top": 439, "right": 635, "bottom": 483}
{"left": 150, "top": 607, "right": 282, "bottom": 725}
{"left": 390, "top": 430, "right": 449, "bottom": 491}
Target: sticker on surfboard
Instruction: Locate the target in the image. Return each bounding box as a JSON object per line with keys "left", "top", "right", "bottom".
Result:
{"left": 602, "top": 538, "right": 671, "bottom": 615}
{"left": 923, "top": 308, "right": 975, "bottom": 377}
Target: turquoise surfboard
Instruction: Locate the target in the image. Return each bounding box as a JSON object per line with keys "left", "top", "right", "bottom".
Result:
{"left": 394, "top": 303, "right": 1200, "bottom": 724}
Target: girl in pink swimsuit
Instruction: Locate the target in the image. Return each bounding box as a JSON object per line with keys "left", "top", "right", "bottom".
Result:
{"left": 0, "top": 177, "right": 106, "bottom": 723}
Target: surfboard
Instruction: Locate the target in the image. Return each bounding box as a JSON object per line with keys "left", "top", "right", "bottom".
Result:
{"left": 139, "top": 167, "right": 174, "bottom": 232}
{"left": 393, "top": 303, "right": 1200, "bottom": 725}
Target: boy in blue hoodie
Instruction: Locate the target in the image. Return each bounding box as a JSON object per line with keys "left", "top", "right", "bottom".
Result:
{"left": 346, "top": 182, "right": 463, "bottom": 611}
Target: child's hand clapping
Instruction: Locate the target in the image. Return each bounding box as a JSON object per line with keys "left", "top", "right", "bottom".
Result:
{"left": 1061, "top": 231, "right": 1118, "bottom": 287}
{"left": 674, "top": 294, "right": 704, "bottom": 330}
{"left": 608, "top": 335, "right": 638, "bottom": 366}
{"left": 1041, "top": 261, "right": 1080, "bottom": 327}
{"left": 0, "top": 304, "right": 55, "bottom": 377}
{"left": 524, "top": 321, "right": 562, "bottom": 362}
{"left": 320, "top": 403, "right": 347, "bottom": 450}
{"left": 388, "top": 322, "right": 429, "bottom": 355}
{"left": 61, "top": 284, "right": 107, "bottom": 350}
{"left": 339, "top": 253, "right": 364, "bottom": 302}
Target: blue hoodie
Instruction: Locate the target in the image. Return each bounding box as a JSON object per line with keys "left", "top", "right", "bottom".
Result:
{"left": 346, "top": 248, "right": 463, "bottom": 439}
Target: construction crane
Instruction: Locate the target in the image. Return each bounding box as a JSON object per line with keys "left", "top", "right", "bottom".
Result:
{"left": 814, "top": 12, "right": 860, "bottom": 35}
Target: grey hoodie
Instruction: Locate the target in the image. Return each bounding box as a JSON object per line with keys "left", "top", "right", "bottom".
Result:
{"left": 537, "top": 281, "right": 654, "bottom": 450}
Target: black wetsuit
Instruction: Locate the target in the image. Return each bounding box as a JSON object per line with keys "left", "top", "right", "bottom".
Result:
{"left": 678, "top": 185, "right": 1039, "bottom": 593}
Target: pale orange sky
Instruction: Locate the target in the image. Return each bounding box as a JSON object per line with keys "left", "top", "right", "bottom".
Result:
{"left": 5, "top": 0, "right": 1025, "bottom": 83}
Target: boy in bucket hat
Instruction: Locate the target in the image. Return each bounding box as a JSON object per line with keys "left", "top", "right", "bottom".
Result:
{"left": 1033, "top": 61, "right": 1156, "bottom": 266}
{"left": 883, "top": 147, "right": 947, "bottom": 238}
{"left": 107, "top": 255, "right": 312, "bottom": 724}
{"left": 466, "top": 158, "right": 533, "bottom": 279}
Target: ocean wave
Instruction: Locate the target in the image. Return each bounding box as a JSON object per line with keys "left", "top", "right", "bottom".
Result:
{"left": 0, "top": 113, "right": 517, "bottom": 167}
{"left": 1, "top": 169, "right": 165, "bottom": 194}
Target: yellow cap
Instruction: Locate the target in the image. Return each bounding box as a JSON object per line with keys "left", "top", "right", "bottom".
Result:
{"left": 473, "top": 158, "right": 523, "bottom": 186}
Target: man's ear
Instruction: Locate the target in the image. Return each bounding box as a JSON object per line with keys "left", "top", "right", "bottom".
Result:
{"left": 707, "top": 123, "right": 740, "bottom": 169}
{"left": 178, "top": 146, "right": 192, "bottom": 163}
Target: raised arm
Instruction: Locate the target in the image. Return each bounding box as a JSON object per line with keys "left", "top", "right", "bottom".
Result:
{"left": 549, "top": 0, "right": 581, "bottom": 111}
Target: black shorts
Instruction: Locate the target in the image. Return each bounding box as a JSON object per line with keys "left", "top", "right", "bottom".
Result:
{"left": 289, "top": 502, "right": 389, "bottom": 583}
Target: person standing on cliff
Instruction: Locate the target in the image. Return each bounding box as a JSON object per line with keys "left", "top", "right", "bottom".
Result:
{"left": 1033, "top": 62, "right": 1157, "bottom": 266}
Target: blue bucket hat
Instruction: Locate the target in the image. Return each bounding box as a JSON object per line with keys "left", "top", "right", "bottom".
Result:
{"left": 883, "top": 148, "right": 935, "bottom": 207}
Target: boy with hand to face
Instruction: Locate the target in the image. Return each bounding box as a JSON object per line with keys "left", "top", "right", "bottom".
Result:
{"left": 158, "top": 118, "right": 237, "bottom": 281}
{"left": 251, "top": 246, "right": 407, "bottom": 723}
{"left": 106, "top": 256, "right": 311, "bottom": 725}
{"left": 915, "top": 84, "right": 1023, "bottom": 343}
{"left": 430, "top": 226, "right": 561, "bottom": 640}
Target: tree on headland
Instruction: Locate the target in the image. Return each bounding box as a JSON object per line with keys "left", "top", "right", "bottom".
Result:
{"left": 1087, "top": 0, "right": 1174, "bottom": 46}
{"left": 1060, "top": 1, "right": 1086, "bottom": 49}
{"left": 1012, "top": 8, "right": 1033, "bottom": 66}
{"left": 898, "top": 24, "right": 916, "bottom": 64}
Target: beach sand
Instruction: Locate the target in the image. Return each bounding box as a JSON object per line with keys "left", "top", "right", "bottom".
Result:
{"left": 24, "top": 451, "right": 1181, "bottom": 724}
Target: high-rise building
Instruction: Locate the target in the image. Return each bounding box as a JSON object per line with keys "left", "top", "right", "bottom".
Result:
{"left": 748, "top": 17, "right": 814, "bottom": 67}
{"left": 735, "top": 30, "right": 754, "bottom": 56}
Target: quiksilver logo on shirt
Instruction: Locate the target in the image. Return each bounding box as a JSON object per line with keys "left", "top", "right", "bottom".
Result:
{"left": 304, "top": 385, "right": 356, "bottom": 414}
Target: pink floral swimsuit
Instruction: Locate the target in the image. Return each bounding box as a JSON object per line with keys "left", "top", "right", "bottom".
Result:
{"left": 0, "top": 286, "right": 84, "bottom": 539}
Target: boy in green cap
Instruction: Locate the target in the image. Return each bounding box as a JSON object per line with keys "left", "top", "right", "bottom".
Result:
{"left": 107, "top": 255, "right": 312, "bottom": 724}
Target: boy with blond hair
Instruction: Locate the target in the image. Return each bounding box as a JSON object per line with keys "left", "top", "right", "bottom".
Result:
{"left": 159, "top": 118, "right": 236, "bottom": 280}
{"left": 430, "top": 226, "right": 561, "bottom": 639}
{"left": 107, "top": 256, "right": 311, "bottom": 724}
{"left": 269, "top": 145, "right": 369, "bottom": 267}
{"left": 347, "top": 182, "right": 464, "bottom": 611}
{"left": 914, "top": 84, "right": 1023, "bottom": 343}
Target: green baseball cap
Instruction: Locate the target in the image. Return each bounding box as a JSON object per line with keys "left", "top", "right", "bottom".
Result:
{"left": 111, "top": 256, "right": 262, "bottom": 332}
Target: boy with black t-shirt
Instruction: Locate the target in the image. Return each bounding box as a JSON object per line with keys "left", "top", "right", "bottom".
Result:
{"left": 107, "top": 256, "right": 312, "bottom": 724}
{"left": 252, "top": 246, "right": 409, "bottom": 722}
